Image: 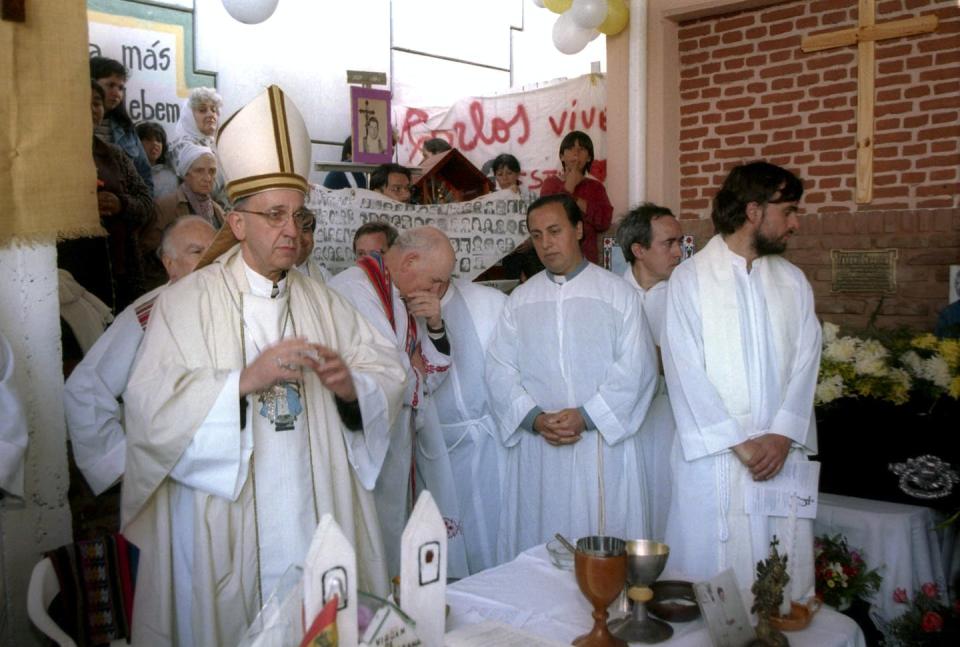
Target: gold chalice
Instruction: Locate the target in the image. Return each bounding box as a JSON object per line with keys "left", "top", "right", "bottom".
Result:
{"left": 572, "top": 535, "right": 628, "bottom": 647}
{"left": 609, "top": 540, "right": 672, "bottom": 643}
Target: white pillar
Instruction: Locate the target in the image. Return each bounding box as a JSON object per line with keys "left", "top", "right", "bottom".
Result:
{"left": 0, "top": 242, "right": 72, "bottom": 645}
{"left": 628, "top": 0, "right": 648, "bottom": 206}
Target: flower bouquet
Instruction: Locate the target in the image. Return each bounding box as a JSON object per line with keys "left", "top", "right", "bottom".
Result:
{"left": 882, "top": 582, "right": 960, "bottom": 646}
{"left": 813, "top": 534, "right": 882, "bottom": 611}
{"left": 815, "top": 323, "right": 912, "bottom": 406}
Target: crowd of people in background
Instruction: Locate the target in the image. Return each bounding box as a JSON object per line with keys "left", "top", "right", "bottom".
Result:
{"left": 24, "top": 58, "right": 955, "bottom": 647}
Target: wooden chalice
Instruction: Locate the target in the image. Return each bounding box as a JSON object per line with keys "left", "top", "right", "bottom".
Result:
{"left": 572, "top": 535, "right": 628, "bottom": 647}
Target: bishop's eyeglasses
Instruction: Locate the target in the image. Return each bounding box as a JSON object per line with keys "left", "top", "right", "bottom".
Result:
{"left": 233, "top": 206, "right": 316, "bottom": 230}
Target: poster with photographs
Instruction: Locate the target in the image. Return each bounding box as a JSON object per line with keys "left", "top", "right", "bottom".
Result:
{"left": 309, "top": 187, "right": 530, "bottom": 281}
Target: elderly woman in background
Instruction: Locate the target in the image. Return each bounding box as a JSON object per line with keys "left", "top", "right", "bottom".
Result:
{"left": 136, "top": 121, "right": 178, "bottom": 198}
{"left": 57, "top": 81, "right": 154, "bottom": 311}
{"left": 141, "top": 143, "right": 222, "bottom": 290}
{"left": 90, "top": 56, "right": 154, "bottom": 195}
{"left": 168, "top": 86, "right": 226, "bottom": 205}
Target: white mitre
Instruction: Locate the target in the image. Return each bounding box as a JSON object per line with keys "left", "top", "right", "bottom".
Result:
{"left": 197, "top": 84, "right": 312, "bottom": 268}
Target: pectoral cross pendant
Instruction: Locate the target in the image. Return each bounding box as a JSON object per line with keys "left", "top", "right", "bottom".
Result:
{"left": 258, "top": 382, "right": 303, "bottom": 432}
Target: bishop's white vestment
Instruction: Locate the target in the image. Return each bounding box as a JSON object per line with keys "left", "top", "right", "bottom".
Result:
{"left": 297, "top": 256, "right": 332, "bottom": 283}
{"left": 0, "top": 331, "right": 27, "bottom": 497}
{"left": 621, "top": 268, "right": 675, "bottom": 541}
{"left": 329, "top": 265, "right": 469, "bottom": 579}
{"left": 64, "top": 286, "right": 163, "bottom": 495}
{"left": 662, "top": 235, "right": 820, "bottom": 601}
{"left": 435, "top": 280, "right": 506, "bottom": 573}
{"left": 486, "top": 263, "right": 657, "bottom": 562}
{"left": 121, "top": 246, "right": 405, "bottom": 647}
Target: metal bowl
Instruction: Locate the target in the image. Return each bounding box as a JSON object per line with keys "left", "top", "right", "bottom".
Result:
{"left": 576, "top": 535, "right": 626, "bottom": 557}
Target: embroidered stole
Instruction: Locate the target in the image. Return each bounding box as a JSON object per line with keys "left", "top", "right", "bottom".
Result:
{"left": 357, "top": 253, "right": 422, "bottom": 503}
{"left": 695, "top": 234, "right": 798, "bottom": 436}
{"left": 357, "top": 253, "right": 419, "bottom": 360}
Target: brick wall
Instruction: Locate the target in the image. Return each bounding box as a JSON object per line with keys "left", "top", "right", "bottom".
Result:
{"left": 675, "top": 0, "right": 960, "bottom": 330}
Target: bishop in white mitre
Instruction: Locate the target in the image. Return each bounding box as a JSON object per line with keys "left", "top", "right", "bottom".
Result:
{"left": 120, "top": 87, "right": 406, "bottom": 647}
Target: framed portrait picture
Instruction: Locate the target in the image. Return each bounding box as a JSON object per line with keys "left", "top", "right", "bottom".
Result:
{"left": 350, "top": 86, "right": 392, "bottom": 164}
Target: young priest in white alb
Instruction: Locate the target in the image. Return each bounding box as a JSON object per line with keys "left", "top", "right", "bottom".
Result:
{"left": 662, "top": 161, "right": 820, "bottom": 601}
{"left": 486, "top": 194, "right": 657, "bottom": 562}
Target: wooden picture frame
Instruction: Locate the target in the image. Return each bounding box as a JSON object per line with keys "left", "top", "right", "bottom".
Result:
{"left": 350, "top": 86, "right": 392, "bottom": 164}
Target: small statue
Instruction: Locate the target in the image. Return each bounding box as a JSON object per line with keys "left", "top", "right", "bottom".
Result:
{"left": 749, "top": 537, "right": 790, "bottom": 647}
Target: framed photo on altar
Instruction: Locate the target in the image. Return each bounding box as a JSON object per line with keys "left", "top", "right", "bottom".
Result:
{"left": 693, "top": 570, "right": 756, "bottom": 647}
{"left": 350, "top": 86, "right": 393, "bottom": 164}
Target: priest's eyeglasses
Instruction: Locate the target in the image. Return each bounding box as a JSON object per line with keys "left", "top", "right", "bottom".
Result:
{"left": 234, "top": 207, "right": 316, "bottom": 229}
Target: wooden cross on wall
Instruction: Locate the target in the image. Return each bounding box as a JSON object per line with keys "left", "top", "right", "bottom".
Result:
{"left": 801, "top": 0, "right": 938, "bottom": 204}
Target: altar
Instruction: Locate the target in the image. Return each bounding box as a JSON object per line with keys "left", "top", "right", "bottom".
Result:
{"left": 446, "top": 544, "right": 866, "bottom": 646}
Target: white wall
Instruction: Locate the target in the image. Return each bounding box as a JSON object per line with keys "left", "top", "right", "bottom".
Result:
{"left": 0, "top": 243, "right": 72, "bottom": 646}
{"left": 186, "top": 0, "right": 605, "bottom": 176}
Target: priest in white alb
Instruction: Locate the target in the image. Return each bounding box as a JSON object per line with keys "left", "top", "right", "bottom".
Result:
{"left": 662, "top": 161, "right": 820, "bottom": 601}
{"left": 614, "top": 202, "right": 682, "bottom": 541}
{"left": 0, "top": 329, "right": 27, "bottom": 500}
{"left": 120, "top": 86, "right": 406, "bottom": 647}
{"left": 64, "top": 216, "right": 215, "bottom": 495}
{"left": 328, "top": 227, "right": 469, "bottom": 579}
{"left": 486, "top": 194, "right": 657, "bottom": 562}
{"left": 435, "top": 278, "right": 506, "bottom": 573}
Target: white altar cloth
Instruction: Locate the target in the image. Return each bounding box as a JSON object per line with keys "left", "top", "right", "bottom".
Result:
{"left": 446, "top": 544, "right": 865, "bottom": 646}
{"left": 815, "top": 493, "right": 955, "bottom": 623}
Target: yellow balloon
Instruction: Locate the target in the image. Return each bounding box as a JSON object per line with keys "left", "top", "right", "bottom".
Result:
{"left": 544, "top": 0, "right": 573, "bottom": 14}
{"left": 598, "top": 0, "right": 628, "bottom": 36}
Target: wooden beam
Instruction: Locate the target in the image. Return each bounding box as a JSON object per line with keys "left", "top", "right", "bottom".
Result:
{"left": 855, "top": 0, "right": 875, "bottom": 204}
{"left": 801, "top": 13, "right": 938, "bottom": 52}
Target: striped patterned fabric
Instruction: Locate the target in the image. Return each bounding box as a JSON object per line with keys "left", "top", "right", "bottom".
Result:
{"left": 45, "top": 534, "right": 138, "bottom": 646}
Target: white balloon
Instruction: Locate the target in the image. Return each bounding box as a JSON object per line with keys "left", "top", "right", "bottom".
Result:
{"left": 532, "top": 0, "right": 546, "bottom": 7}
{"left": 570, "top": 0, "right": 607, "bottom": 29}
{"left": 552, "top": 12, "right": 595, "bottom": 55}
{"left": 222, "top": 0, "right": 279, "bottom": 24}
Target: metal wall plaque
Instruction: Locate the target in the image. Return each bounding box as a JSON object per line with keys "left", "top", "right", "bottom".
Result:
{"left": 830, "top": 248, "right": 898, "bottom": 293}
{"left": 346, "top": 70, "right": 387, "bottom": 86}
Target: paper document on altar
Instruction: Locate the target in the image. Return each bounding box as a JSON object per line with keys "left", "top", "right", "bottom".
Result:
{"left": 445, "top": 620, "right": 569, "bottom": 646}
{"left": 744, "top": 460, "right": 820, "bottom": 519}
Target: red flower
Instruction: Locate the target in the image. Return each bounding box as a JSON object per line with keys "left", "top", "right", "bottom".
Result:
{"left": 893, "top": 588, "right": 908, "bottom": 604}
{"left": 921, "top": 611, "right": 943, "bottom": 633}
{"left": 921, "top": 582, "right": 939, "bottom": 599}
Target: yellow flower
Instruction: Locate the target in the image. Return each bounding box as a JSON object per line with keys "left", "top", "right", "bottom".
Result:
{"left": 912, "top": 334, "right": 939, "bottom": 351}
{"left": 939, "top": 340, "right": 960, "bottom": 370}
{"left": 949, "top": 376, "right": 960, "bottom": 400}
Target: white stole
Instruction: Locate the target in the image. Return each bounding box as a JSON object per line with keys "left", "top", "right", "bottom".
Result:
{"left": 242, "top": 277, "right": 317, "bottom": 602}
{"left": 695, "top": 234, "right": 798, "bottom": 437}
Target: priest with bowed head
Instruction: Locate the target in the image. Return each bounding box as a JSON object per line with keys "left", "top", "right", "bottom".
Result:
{"left": 120, "top": 86, "right": 406, "bottom": 647}
{"left": 485, "top": 193, "right": 657, "bottom": 562}
{"left": 662, "top": 161, "right": 820, "bottom": 602}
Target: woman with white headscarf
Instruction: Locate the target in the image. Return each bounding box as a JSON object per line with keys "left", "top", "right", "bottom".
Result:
{"left": 142, "top": 143, "right": 223, "bottom": 289}
{"left": 168, "top": 87, "right": 227, "bottom": 206}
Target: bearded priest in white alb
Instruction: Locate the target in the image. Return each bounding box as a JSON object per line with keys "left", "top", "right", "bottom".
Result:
{"left": 435, "top": 278, "right": 506, "bottom": 573}
{"left": 120, "top": 86, "right": 406, "bottom": 647}
{"left": 614, "top": 203, "right": 683, "bottom": 541}
{"left": 486, "top": 194, "right": 657, "bottom": 562}
{"left": 662, "top": 161, "right": 820, "bottom": 602}
{"left": 329, "top": 227, "right": 469, "bottom": 580}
